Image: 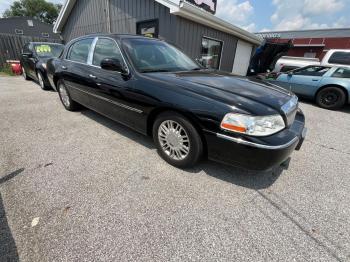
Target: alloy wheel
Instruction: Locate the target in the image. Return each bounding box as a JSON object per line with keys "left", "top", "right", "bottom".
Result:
{"left": 38, "top": 73, "right": 44, "bottom": 89}
{"left": 158, "top": 120, "right": 190, "bottom": 160}
{"left": 59, "top": 84, "right": 70, "bottom": 107}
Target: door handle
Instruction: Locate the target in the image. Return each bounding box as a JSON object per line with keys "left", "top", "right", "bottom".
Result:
{"left": 312, "top": 79, "right": 319, "bottom": 81}
{"left": 61, "top": 66, "right": 67, "bottom": 70}
{"left": 89, "top": 74, "right": 97, "bottom": 79}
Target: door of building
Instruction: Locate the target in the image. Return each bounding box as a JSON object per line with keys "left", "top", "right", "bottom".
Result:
{"left": 232, "top": 40, "right": 253, "bottom": 76}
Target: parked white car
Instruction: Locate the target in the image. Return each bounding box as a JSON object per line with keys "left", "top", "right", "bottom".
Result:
{"left": 274, "top": 49, "right": 350, "bottom": 73}
{"left": 321, "top": 49, "right": 350, "bottom": 67}
{"left": 274, "top": 56, "right": 320, "bottom": 73}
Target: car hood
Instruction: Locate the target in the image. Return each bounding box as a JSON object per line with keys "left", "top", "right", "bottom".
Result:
{"left": 146, "top": 70, "right": 293, "bottom": 115}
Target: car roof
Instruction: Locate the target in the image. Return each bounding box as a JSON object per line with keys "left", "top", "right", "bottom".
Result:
{"left": 30, "top": 42, "right": 64, "bottom": 45}
{"left": 73, "top": 33, "right": 161, "bottom": 41}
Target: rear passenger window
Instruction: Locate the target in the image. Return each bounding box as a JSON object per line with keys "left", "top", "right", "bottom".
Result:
{"left": 328, "top": 52, "right": 350, "bottom": 66}
{"left": 92, "top": 38, "right": 123, "bottom": 67}
{"left": 332, "top": 68, "right": 350, "bottom": 78}
{"left": 67, "top": 38, "right": 93, "bottom": 63}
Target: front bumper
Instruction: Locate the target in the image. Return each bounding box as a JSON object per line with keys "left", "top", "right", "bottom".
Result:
{"left": 205, "top": 111, "right": 306, "bottom": 171}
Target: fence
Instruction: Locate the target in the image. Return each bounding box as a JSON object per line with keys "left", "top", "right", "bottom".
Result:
{"left": 0, "top": 33, "right": 62, "bottom": 66}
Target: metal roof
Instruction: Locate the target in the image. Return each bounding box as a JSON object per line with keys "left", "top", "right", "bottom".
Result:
{"left": 256, "top": 28, "right": 350, "bottom": 39}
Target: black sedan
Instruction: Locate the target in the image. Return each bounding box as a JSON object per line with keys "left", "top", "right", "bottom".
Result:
{"left": 20, "top": 42, "right": 64, "bottom": 90}
{"left": 47, "top": 34, "right": 306, "bottom": 170}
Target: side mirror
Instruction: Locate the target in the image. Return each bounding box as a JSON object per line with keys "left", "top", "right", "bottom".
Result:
{"left": 101, "top": 58, "right": 128, "bottom": 74}
{"left": 288, "top": 71, "right": 293, "bottom": 77}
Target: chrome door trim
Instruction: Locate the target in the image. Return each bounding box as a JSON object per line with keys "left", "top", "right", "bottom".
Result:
{"left": 67, "top": 84, "right": 143, "bottom": 114}
{"left": 216, "top": 133, "right": 299, "bottom": 150}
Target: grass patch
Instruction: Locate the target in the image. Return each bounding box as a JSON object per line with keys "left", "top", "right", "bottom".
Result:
{"left": 0, "top": 64, "right": 16, "bottom": 76}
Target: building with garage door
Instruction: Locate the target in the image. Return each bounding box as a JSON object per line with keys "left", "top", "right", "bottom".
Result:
{"left": 53, "top": 0, "right": 261, "bottom": 75}
{"left": 256, "top": 28, "right": 350, "bottom": 60}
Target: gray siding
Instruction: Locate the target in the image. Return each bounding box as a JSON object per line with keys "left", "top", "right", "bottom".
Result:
{"left": 62, "top": 0, "right": 108, "bottom": 41}
{"left": 61, "top": 0, "right": 239, "bottom": 71}
{"left": 175, "top": 17, "right": 238, "bottom": 72}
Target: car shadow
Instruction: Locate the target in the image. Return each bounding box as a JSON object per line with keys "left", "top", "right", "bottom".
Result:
{"left": 80, "top": 110, "right": 284, "bottom": 190}
{"left": 0, "top": 168, "right": 24, "bottom": 262}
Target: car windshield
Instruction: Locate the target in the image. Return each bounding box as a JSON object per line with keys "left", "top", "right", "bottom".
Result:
{"left": 122, "top": 38, "right": 200, "bottom": 73}
{"left": 34, "top": 44, "right": 64, "bottom": 58}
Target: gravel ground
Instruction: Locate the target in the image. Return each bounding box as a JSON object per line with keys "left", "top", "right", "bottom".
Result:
{"left": 1, "top": 76, "right": 350, "bottom": 262}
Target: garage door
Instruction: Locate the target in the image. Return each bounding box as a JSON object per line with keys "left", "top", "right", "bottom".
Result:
{"left": 232, "top": 40, "right": 253, "bottom": 76}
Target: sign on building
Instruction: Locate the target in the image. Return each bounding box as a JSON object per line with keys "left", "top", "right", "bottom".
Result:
{"left": 185, "top": 0, "right": 217, "bottom": 14}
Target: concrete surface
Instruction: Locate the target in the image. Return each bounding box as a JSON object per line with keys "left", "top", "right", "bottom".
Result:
{"left": 1, "top": 76, "right": 350, "bottom": 262}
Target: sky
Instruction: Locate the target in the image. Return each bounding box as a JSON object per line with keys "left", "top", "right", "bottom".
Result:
{"left": 1, "top": 0, "right": 350, "bottom": 32}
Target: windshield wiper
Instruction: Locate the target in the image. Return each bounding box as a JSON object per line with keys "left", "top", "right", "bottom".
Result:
{"left": 140, "top": 69, "right": 170, "bottom": 73}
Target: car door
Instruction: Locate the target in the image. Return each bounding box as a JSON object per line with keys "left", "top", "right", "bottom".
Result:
{"left": 86, "top": 37, "right": 143, "bottom": 131}
{"left": 62, "top": 38, "right": 95, "bottom": 107}
{"left": 286, "top": 66, "right": 330, "bottom": 97}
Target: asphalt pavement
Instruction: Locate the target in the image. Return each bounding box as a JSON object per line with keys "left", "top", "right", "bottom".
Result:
{"left": 1, "top": 76, "right": 350, "bottom": 261}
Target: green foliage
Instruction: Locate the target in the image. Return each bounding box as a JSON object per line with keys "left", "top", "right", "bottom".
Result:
{"left": 2, "top": 0, "right": 62, "bottom": 24}
{"left": 0, "top": 64, "right": 16, "bottom": 76}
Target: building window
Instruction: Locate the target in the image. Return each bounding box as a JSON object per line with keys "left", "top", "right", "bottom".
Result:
{"left": 15, "top": 29, "right": 23, "bottom": 35}
{"left": 27, "top": 20, "right": 34, "bottom": 27}
{"left": 304, "top": 52, "right": 316, "bottom": 58}
{"left": 200, "top": 37, "right": 223, "bottom": 69}
{"left": 136, "top": 19, "right": 159, "bottom": 38}
{"left": 42, "top": 33, "right": 50, "bottom": 38}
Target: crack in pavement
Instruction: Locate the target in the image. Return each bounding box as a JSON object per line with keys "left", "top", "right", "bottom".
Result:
{"left": 257, "top": 190, "right": 348, "bottom": 262}
{"left": 305, "top": 140, "right": 350, "bottom": 156}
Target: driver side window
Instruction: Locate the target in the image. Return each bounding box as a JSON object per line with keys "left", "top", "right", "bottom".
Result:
{"left": 92, "top": 38, "right": 123, "bottom": 67}
{"left": 294, "top": 66, "right": 330, "bottom": 77}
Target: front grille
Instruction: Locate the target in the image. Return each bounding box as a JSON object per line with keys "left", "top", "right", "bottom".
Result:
{"left": 281, "top": 95, "right": 298, "bottom": 126}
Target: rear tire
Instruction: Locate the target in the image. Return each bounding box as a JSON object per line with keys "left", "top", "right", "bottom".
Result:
{"left": 316, "top": 86, "right": 346, "bottom": 110}
{"left": 22, "top": 67, "right": 30, "bottom": 80}
{"left": 153, "top": 112, "right": 203, "bottom": 168}
{"left": 57, "top": 80, "right": 80, "bottom": 111}
{"left": 37, "top": 71, "right": 49, "bottom": 90}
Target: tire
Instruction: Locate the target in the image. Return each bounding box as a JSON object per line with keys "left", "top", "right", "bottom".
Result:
{"left": 152, "top": 112, "right": 203, "bottom": 168}
{"left": 22, "top": 67, "right": 30, "bottom": 80}
{"left": 57, "top": 80, "right": 80, "bottom": 111}
{"left": 37, "top": 71, "right": 49, "bottom": 90}
{"left": 316, "top": 86, "right": 346, "bottom": 110}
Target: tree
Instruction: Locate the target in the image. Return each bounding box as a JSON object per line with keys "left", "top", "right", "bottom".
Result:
{"left": 2, "top": 0, "right": 62, "bottom": 24}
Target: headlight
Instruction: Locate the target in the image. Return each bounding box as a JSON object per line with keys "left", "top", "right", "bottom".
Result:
{"left": 41, "top": 63, "right": 47, "bottom": 69}
{"left": 220, "top": 113, "right": 285, "bottom": 137}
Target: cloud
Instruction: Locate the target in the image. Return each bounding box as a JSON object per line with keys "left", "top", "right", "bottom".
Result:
{"left": 303, "top": 0, "right": 344, "bottom": 16}
{"left": 216, "top": 0, "right": 255, "bottom": 31}
{"left": 270, "top": 0, "right": 350, "bottom": 30}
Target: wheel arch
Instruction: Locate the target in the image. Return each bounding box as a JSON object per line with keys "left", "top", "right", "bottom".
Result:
{"left": 316, "top": 84, "right": 349, "bottom": 102}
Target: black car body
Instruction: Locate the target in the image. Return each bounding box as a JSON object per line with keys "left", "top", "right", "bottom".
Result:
{"left": 20, "top": 42, "right": 64, "bottom": 90}
{"left": 47, "top": 34, "right": 306, "bottom": 171}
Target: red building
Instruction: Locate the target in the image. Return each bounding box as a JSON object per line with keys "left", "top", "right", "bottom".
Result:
{"left": 256, "top": 28, "right": 350, "bottom": 60}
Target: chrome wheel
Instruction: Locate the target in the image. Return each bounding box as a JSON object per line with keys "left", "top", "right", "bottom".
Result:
{"left": 38, "top": 72, "right": 44, "bottom": 89}
{"left": 158, "top": 120, "right": 190, "bottom": 160}
{"left": 59, "top": 84, "right": 70, "bottom": 107}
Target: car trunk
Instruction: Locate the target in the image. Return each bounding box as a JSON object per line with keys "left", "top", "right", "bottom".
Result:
{"left": 248, "top": 40, "right": 293, "bottom": 76}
